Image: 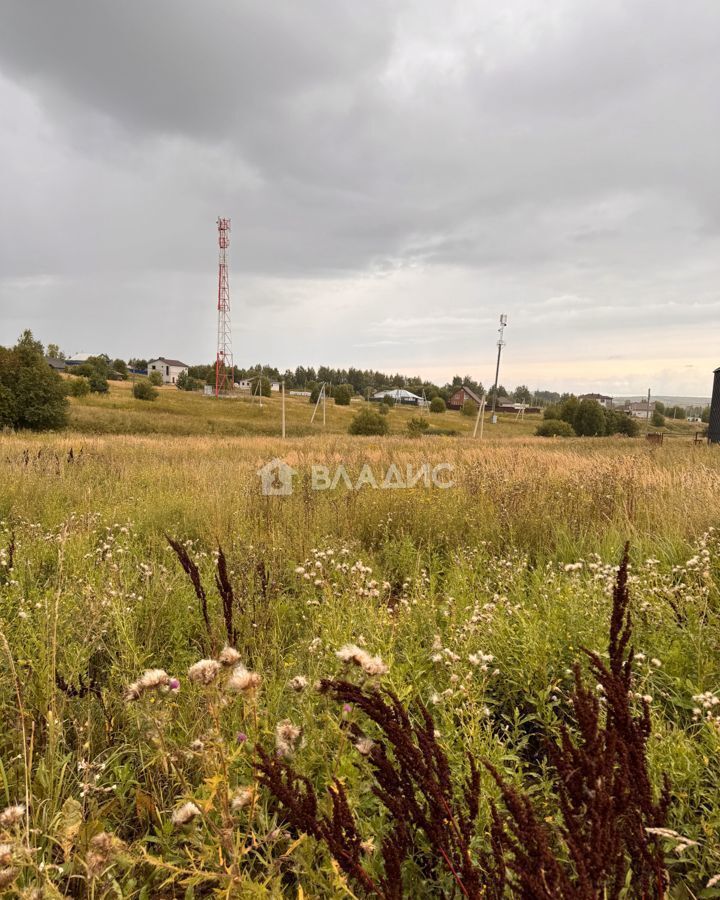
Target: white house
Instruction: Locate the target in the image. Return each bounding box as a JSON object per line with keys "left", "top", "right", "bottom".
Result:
{"left": 626, "top": 401, "right": 656, "bottom": 419}
{"left": 147, "top": 357, "right": 189, "bottom": 385}
{"left": 579, "top": 393, "right": 614, "bottom": 409}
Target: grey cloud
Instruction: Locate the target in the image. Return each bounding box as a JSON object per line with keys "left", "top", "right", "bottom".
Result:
{"left": 0, "top": 1, "right": 718, "bottom": 394}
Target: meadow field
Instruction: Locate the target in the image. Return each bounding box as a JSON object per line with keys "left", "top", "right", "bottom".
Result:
{"left": 0, "top": 431, "right": 718, "bottom": 897}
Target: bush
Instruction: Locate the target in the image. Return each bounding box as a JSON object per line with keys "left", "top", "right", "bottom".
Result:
{"left": 536, "top": 419, "right": 575, "bottom": 437}
{"left": 67, "top": 377, "right": 90, "bottom": 397}
{"left": 461, "top": 401, "right": 477, "bottom": 417}
{"left": 651, "top": 410, "right": 665, "bottom": 427}
{"left": 133, "top": 381, "right": 158, "bottom": 401}
{"left": 148, "top": 370, "right": 163, "bottom": 387}
{"left": 88, "top": 372, "right": 109, "bottom": 394}
{"left": 177, "top": 371, "right": 204, "bottom": 392}
{"left": 407, "top": 416, "right": 430, "bottom": 436}
{"left": 604, "top": 409, "right": 640, "bottom": 437}
{"left": 430, "top": 396, "right": 446, "bottom": 413}
{"left": 544, "top": 404, "right": 561, "bottom": 420}
{"left": 348, "top": 407, "right": 389, "bottom": 436}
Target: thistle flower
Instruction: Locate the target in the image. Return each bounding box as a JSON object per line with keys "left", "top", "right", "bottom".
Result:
{"left": 0, "top": 844, "right": 12, "bottom": 866}
{"left": 188, "top": 659, "right": 220, "bottom": 685}
{"left": 0, "top": 805, "right": 25, "bottom": 828}
{"left": 171, "top": 801, "right": 201, "bottom": 826}
{"left": 225, "top": 665, "right": 262, "bottom": 695}
{"left": 124, "top": 668, "right": 172, "bottom": 702}
{"left": 354, "top": 737, "right": 375, "bottom": 756}
{"left": 86, "top": 831, "right": 125, "bottom": 877}
{"left": 275, "top": 720, "right": 302, "bottom": 758}
{"left": 288, "top": 675, "right": 308, "bottom": 693}
{"left": 218, "top": 646, "right": 242, "bottom": 666}
{"left": 230, "top": 786, "right": 256, "bottom": 811}
{"left": 0, "top": 868, "right": 17, "bottom": 890}
{"left": 336, "top": 643, "right": 388, "bottom": 677}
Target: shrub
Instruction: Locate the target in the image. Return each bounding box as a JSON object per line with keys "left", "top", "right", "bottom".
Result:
{"left": 88, "top": 372, "right": 109, "bottom": 394}
{"left": 67, "top": 376, "right": 90, "bottom": 397}
{"left": 177, "top": 371, "right": 204, "bottom": 392}
{"left": 536, "top": 419, "right": 575, "bottom": 437}
{"left": 348, "top": 408, "right": 389, "bottom": 436}
{"left": 430, "top": 396, "right": 446, "bottom": 413}
{"left": 605, "top": 409, "right": 640, "bottom": 437}
{"left": 651, "top": 410, "right": 665, "bottom": 428}
{"left": 461, "top": 401, "right": 477, "bottom": 417}
{"left": 148, "top": 370, "right": 163, "bottom": 387}
{"left": 544, "top": 404, "right": 562, "bottom": 420}
{"left": 407, "top": 416, "right": 430, "bottom": 436}
{"left": 133, "top": 381, "right": 158, "bottom": 401}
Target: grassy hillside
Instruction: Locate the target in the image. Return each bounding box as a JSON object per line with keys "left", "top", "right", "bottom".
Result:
{"left": 66, "top": 379, "right": 543, "bottom": 438}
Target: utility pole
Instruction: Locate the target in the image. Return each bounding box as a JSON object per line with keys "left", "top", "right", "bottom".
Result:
{"left": 490, "top": 314, "right": 508, "bottom": 424}
{"left": 281, "top": 380, "right": 286, "bottom": 439}
{"left": 647, "top": 388, "right": 651, "bottom": 427}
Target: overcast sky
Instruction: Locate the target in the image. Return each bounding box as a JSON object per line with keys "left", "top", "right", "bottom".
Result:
{"left": 1, "top": 1, "right": 718, "bottom": 395}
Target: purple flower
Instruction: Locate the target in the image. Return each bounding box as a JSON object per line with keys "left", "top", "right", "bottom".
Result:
{"left": 342, "top": 704, "right": 353, "bottom": 715}
{"left": 169, "top": 678, "right": 180, "bottom": 691}
{"left": 236, "top": 731, "right": 248, "bottom": 743}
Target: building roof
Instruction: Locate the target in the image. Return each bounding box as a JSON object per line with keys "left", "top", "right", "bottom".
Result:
{"left": 450, "top": 384, "right": 484, "bottom": 404}
{"left": 66, "top": 352, "right": 93, "bottom": 363}
{"left": 372, "top": 388, "right": 422, "bottom": 400}
{"left": 148, "top": 357, "right": 189, "bottom": 368}
{"left": 580, "top": 392, "right": 613, "bottom": 401}
{"left": 45, "top": 356, "right": 66, "bottom": 370}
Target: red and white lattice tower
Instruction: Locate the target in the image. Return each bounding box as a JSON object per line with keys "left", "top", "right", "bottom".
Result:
{"left": 215, "top": 217, "right": 234, "bottom": 397}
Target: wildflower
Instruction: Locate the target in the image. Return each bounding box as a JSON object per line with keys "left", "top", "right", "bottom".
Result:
{"left": 288, "top": 675, "right": 308, "bottom": 693}
{"left": 218, "top": 646, "right": 242, "bottom": 666}
{"left": 0, "top": 845, "right": 12, "bottom": 866}
{"left": 0, "top": 805, "right": 25, "bottom": 828}
{"left": 169, "top": 678, "right": 180, "bottom": 691}
{"left": 354, "top": 737, "right": 374, "bottom": 756}
{"left": 651, "top": 658, "right": 662, "bottom": 667}
{"left": 190, "top": 739, "right": 205, "bottom": 752}
{"left": 86, "top": 831, "right": 124, "bottom": 877}
{"left": 275, "top": 720, "right": 302, "bottom": 758}
{"left": 336, "top": 643, "right": 388, "bottom": 677}
{"left": 188, "top": 659, "right": 220, "bottom": 685}
{"left": 707, "top": 875, "right": 720, "bottom": 889}
{"left": 225, "top": 665, "right": 262, "bottom": 695}
{"left": 236, "top": 731, "right": 248, "bottom": 743}
{"left": 124, "top": 668, "right": 172, "bottom": 702}
{"left": 230, "top": 787, "right": 256, "bottom": 811}
{"left": 171, "top": 801, "right": 201, "bottom": 826}
{"left": 360, "top": 838, "right": 375, "bottom": 855}
{"left": 295, "top": 566, "right": 305, "bottom": 574}
{"left": 0, "top": 868, "right": 17, "bottom": 890}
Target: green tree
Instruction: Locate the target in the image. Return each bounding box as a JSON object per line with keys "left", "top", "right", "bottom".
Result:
{"left": 604, "top": 409, "right": 639, "bottom": 437}
{"left": 430, "top": 397, "right": 446, "bottom": 413}
{"left": 544, "top": 405, "right": 562, "bottom": 420}
{"left": 133, "top": 381, "right": 158, "bottom": 401}
{"left": 88, "top": 372, "right": 109, "bottom": 394}
{"left": 47, "top": 343, "right": 65, "bottom": 360}
{"left": 258, "top": 376, "right": 272, "bottom": 397}
{"left": 701, "top": 406, "right": 710, "bottom": 424}
{"left": 348, "top": 407, "right": 389, "bottom": 436}
{"left": 654, "top": 401, "right": 666, "bottom": 415}
{"left": 573, "top": 399, "right": 606, "bottom": 436}
{"left": 0, "top": 332, "right": 67, "bottom": 430}
{"left": 513, "top": 385, "right": 532, "bottom": 404}
{"left": 651, "top": 410, "right": 665, "bottom": 428}
{"left": 333, "top": 384, "right": 353, "bottom": 406}
{"left": 559, "top": 396, "right": 579, "bottom": 426}
{"left": 112, "top": 359, "right": 129, "bottom": 380}
{"left": 148, "top": 371, "right": 163, "bottom": 387}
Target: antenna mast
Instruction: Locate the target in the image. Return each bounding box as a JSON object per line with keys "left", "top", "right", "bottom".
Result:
{"left": 215, "top": 217, "right": 233, "bottom": 397}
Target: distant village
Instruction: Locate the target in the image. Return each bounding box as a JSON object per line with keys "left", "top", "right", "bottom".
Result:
{"left": 45, "top": 350, "right": 710, "bottom": 423}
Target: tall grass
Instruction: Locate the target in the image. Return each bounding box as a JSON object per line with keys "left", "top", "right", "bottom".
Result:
{"left": 0, "top": 432, "right": 718, "bottom": 895}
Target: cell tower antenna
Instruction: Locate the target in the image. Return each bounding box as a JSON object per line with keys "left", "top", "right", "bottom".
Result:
{"left": 215, "top": 217, "right": 234, "bottom": 397}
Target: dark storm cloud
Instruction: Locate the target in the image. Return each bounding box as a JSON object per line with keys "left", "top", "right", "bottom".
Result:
{"left": 0, "top": 0, "right": 718, "bottom": 393}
